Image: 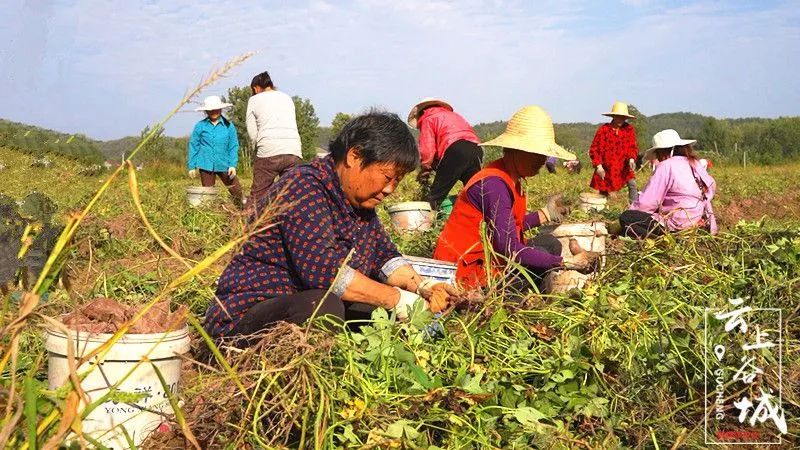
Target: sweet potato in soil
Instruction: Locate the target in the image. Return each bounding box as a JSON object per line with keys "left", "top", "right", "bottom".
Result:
{"left": 61, "top": 297, "right": 187, "bottom": 334}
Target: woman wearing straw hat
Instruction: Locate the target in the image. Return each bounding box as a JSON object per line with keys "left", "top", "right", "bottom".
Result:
{"left": 620, "top": 129, "right": 717, "bottom": 238}
{"left": 433, "top": 106, "right": 600, "bottom": 289}
{"left": 188, "top": 95, "right": 244, "bottom": 207}
{"left": 407, "top": 98, "right": 482, "bottom": 211}
{"left": 589, "top": 102, "right": 640, "bottom": 203}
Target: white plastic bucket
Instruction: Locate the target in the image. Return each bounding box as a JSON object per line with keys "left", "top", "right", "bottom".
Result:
{"left": 387, "top": 201, "right": 434, "bottom": 233}
{"left": 548, "top": 222, "right": 608, "bottom": 258}
{"left": 579, "top": 192, "right": 607, "bottom": 212}
{"left": 405, "top": 255, "right": 457, "bottom": 285}
{"left": 540, "top": 222, "right": 608, "bottom": 294}
{"left": 186, "top": 186, "right": 219, "bottom": 207}
{"left": 45, "top": 327, "right": 191, "bottom": 448}
{"left": 542, "top": 269, "right": 593, "bottom": 293}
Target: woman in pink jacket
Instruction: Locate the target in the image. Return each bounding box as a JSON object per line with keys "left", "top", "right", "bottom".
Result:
{"left": 620, "top": 129, "right": 717, "bottom": 239}
{"left": 407, "top": 98, "right": 482, "bottom": 211}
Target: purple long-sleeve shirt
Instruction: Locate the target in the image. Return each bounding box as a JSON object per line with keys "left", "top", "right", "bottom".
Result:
{"left": 630, "top": 156, "right": 718, "bottom": 234}
{"left": 466, "top": 177, "right": 563, "bottom": 270}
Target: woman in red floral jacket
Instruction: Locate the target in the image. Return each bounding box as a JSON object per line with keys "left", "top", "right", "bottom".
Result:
{"left": 589, "top": 102, "right": 639, "bottom": 203}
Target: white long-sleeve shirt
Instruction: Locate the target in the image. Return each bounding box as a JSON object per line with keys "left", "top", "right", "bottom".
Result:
{"left": 246, "top": 90, "right": 302, "bottom": 159}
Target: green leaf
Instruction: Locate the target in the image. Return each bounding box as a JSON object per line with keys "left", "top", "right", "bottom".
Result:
{"left": 579, "top": 397, "right": 609, "bottom": 418}
{"left": 500, "top": 387, "right": 520, "bottom": 408}
{"left": 386, "top": 419, "right": 419, "bottom": 440}
{"left": 19, "top": 192, "right": 57, "bottom": 223}
{"left": 556, "top": 381, "right": 579, "bottom": 396}
{"left": 460, "top": 369, "right": 485, "bottom": 394}
{"left": 408, "top": 364, "right": 434, "bottom": 389}
{"left": 370, "top": 306, "right": 389, "bottom": 322}
{"left": 551, "top": 369, "right": 574, "bottom": 383}
{"left": 511, "top": 406, "right": 547, "bottom": 429}
{"left": 339, "top": 424, "right": 359, "bottom": 444}
{"left": 489, "top": 307, "right": 507, "bottom": 331}
{"left": 408, "top": 299, "right": 434, "bottom": 329}
{"left": 532, "top": 398, "right": 559, "bottom": 417}
{"left": 393, "top": 343, "right": 416, "bottom": 365}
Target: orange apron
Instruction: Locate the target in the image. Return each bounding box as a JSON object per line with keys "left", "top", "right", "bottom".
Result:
{"left": 433, "top": 160, "right": 526, "bottom": 288}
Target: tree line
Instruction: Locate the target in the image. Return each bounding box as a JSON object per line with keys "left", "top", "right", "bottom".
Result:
{"left": 2, "top": 104, "right": 798, "bottom": 168}
{"left": 470, "top": 108, "right": 800, "bottom": 166}
{"left": 0, "top": 119, "right": 104, "bottom": 164}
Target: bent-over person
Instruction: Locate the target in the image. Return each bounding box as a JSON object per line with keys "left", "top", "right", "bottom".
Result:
{"left": 205, "top": 111, "right": 457, "bottom": 343}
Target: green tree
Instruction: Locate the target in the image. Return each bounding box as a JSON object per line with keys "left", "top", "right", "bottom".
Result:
{"left": 698, "top": 118, "right": 732, "bottom": 154}
{"left": 223, "top": 86, "right": 254, "bottom": 170}
{"left": 137, "top": 125, "right": 166, "bottom": 162}
{"left": 627, "top": 105, "right": 649, "bottom": 154}
{"left": 330, "top": 112, "right": 352, "bottom": 140}
{"left": 293, "top": 96, "right": 320, "bottom": 160}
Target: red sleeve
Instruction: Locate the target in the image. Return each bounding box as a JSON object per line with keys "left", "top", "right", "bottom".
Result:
{"left": 417, "top": 118, "right": 436, "bottom": 171}
{"left": 627, "top": 126, "right": 639, "bottom": 160}
{"left": 589, "top": 126, "right": 605, "bottom": 167}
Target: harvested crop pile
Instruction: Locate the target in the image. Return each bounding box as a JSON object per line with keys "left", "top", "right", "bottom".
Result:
{"left": 144, "top": 322, "right": 337, "bottom": 449}
{"left": 61, "top": 297, "right": 187, "bottom": 333}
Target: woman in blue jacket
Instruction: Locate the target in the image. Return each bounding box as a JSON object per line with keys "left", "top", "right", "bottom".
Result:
{"left": 188, "top": 96, "right": 243, "bottom": 207}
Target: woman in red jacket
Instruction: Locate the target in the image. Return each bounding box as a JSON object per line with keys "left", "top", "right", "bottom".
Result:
{"left": 589, "top": 102, "right": 639, "bottom": 203}
{"left": 407, "top": 98, "right": 482, "bottom": 211}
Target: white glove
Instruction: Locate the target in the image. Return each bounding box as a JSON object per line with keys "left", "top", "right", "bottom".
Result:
{"left": 188, "top": 169, "right": 197, "bottom": 179}
{"left": 393, "top": 287, "right": 428, "bottom": 321}
{"left": 595, "top": 165, "right": 606, "bottom": 180}
{"left": 228, "top": 167, "right": 237, "bottom": 178}
{"left": 628, "top": 158, "right": 636, "bottom": 171}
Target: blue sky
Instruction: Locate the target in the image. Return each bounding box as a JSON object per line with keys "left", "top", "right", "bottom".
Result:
{"left": 1, "top": 0, "right": 798, "bottom": 140}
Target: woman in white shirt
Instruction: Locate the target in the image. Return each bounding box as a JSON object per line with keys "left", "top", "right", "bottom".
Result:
{"left": 247, "top": 71, "right": 303, "bottom": 205}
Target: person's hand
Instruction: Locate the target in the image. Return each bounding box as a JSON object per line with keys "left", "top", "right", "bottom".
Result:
{"left": 416, "top": 279, "right": 459, "bottom": 313}
{"left": 540, "top": 194, "right": 569, "bottom": 223}
{"left": 228, "top": 167, "right": 237, "bottom": 178}
{"left": 563, "top": 159, "right": 582, "bottom": 174}
{"left": 416, "top": 169, "right": 432, "bottom": 184}
{"left": 393, "top": 288, "right": 429, "bottom": 320}
{"left": 562, "top": 239, "right": 601, "bottom": 273}
{"left": 595, "top": 165, "right": 606, "bottom": 180}
{"left": 188, "top": 169, "right": 197, "bottom": 179}
{"left": 628, "top": 158, "right": 636, "bottom": 172}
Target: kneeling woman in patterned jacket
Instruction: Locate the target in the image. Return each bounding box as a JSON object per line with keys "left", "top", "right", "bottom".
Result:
{"left": 205, "top": 111, "right": 458, "bottom": 343}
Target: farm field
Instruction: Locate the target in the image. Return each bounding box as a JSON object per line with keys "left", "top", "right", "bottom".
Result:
{"left": 1, "top": 144, "right": 799, "bottom": 449}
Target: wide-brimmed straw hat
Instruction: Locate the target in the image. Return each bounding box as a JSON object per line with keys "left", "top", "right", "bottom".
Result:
{"left": 407, "top": 97, "right": 453, "bottom": 128}
{"left": 602, "top": 101, "right": 636, "bottom": 119}
{"left": 644, "top": 129, "right": 697, "bottom": 159}
{"left": 480, "top": 106, "right": 576, "bottom": 160}
{"left": 195, "top": 95, "right": 233, "bottom": 111}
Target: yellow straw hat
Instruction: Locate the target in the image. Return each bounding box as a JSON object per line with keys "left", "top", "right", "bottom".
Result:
{"left": 480, "top": 106, "right": 576, "bottom": 160}
{"left": 602, "top": 101, "right": 636, "bottom": 119}
{"left": 407, "top": 97, "right": 453, "bottom": 128}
